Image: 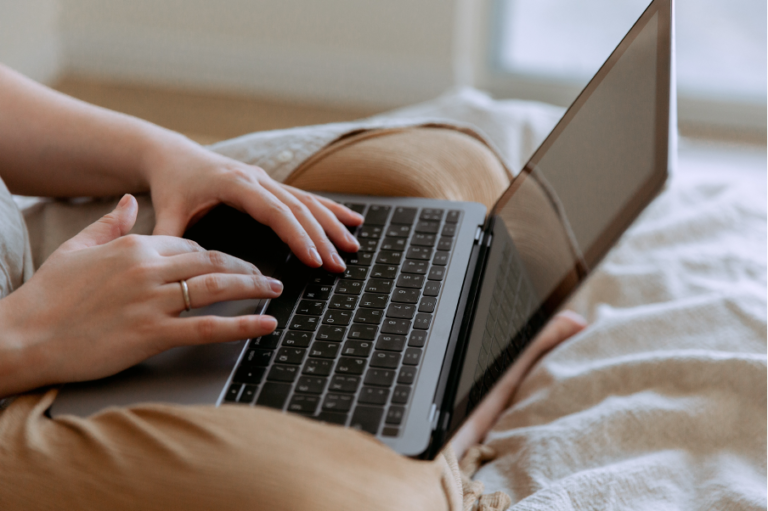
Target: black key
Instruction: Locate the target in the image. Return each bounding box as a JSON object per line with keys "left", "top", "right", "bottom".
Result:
{"left": 396, "top": 274, "right": 424, "bottom": 289}
{"left": 413, "top": 313, "right": 432, "bottom": 330}
{"left": 402, "top": 260, "right": 429, "bottom": 275}
{"left": 370, "top": 264, "right": 398, "bottom": 279}
{"left": 309, "top": 341, "right": 340, "bottom": 359}
{"left": 411, "top": 233, "right": 436, "bottom": 247}
{"left": 288, "top": 394, "right": 319, "bottom": 415}
{"left": 315, "top": 325, "right": 346, "bottom": 341}
{"left": 323, "top": 310, "right": 352, "bottom": 326}
{"left": 381, "top": 318, "right": 411, "bottom": 335}
{"left": 360, "top": 293, "right": 389, "bottom": 309}
{"left": 364, "top": 369, "right": 396, "bottom": 387}
{"left": 364, "top": 205, "right": 391, "bottom": 225}
{"left": 418, "top": 297, "right": 437, "bottom": 313}
{"left": 392, "top": 385, "right": 411, "bottom": 404}
{"left": 386, "top": 225, "right": 411, "bottom": 238}
{"left": 329, "top": 375, "right": 361, "bottom": 393}
{"left": 316, "top": 411, "right": 349, "bottom": 425}
{"left": 343, "top": 266, "right": 368, "bottom": 280}
{"left": 359, "top": 238, "right": 379, "bottom": 252}
{"left": 224, "top": 383, "right": 242, "bottom": 402}
{"left": 376, "top": 251, "right": 403, "bottom": 265}
{"left": 398, "top": 366, "right": 417, "bottom": 384}
{"left": 391, "top": 288, "right": 420, "bottom": 304}
{"left": 386, "top": 303, "right": 416, "bottom": 319}
{"left": 238, "top": 384, "right": 258, "bottom": 404}
{"left": 428, "top": 267, "right": 446, "bottom": 281}
{"left": 420, "top": 208, "right": 444, "bottom": 221}
{"left": 344, "top": 251, "right": 374, "bottom": 267}
{"left": 365, "top": 279, "right": 394, "bottom": 294}
{"left": 335, "top": 280, "right": 363, "bottom": 295}
{"left": 386, "top": 406, "right": 406, "bottom": 425}
{"left": 390, "top": 207, "right": 417, "bottom": 225}
{"left": 409, "top": 331, "right": 427, "bottom": 347}
{"left": 415, "top": 220, "right": 440, "bottom": 234}
{"left": 303, "top": 285, "right": 332, "bottom": 300}
{"left": 441, "top": 224, "right": 457, "bottom": 237}
{"left": 243, "top": 348, "right": 273, "bottom": 367}
{"left": 424, "top": 281, "right": 441, "bottom": 297}
{"left": 289, "top": 315, "right": 320, "bottom": 331}
{"left": 403, "top": 348, "right": 422, "bottom": 366}
{"left": 250, "top": 330, "right": 282, "bottom": 349}
{"left": 380, "top": 237, "right": 407, "bottom": 251}
{"left": 322, "top": 393, "right": 354, "bottom": 412}
{"left": 353, "top": 308, "right": 384, "bottom": 325}
{"left": 233, "top": 366, "right": 266, "bottom": 385}
{"left": 302, "top": 358, "right": 334, "bottom": 376}
{"left": 309, "top": 270, "right": 338, "bottom": 285}
{"left": 370, "top": 351, "right": 401, "bottom": 369}
{"left": 341, "top": 340, "right": 373, "bottom": 357}
{"left": 256, "top": 382, "right": 291, "bottom": 409}
{"left": 376, "top": 334, "right": 406, "bottom": 352}
{"left": 336, "top": 357, "right": 367, "bottom": 375}
{"left": 265, "top": 298, "right": 296, "bottom": 329}
{"left": 267, "top": 364, "right": 300, "bottom": 382}
{"left": 382, "top": 427, "right": 400, "bottom": 437}
{"left": 437, "top": 237, "right": 453, "bottom": 251}
{"left": 329, "top": 294, "right": 358, "bottom": 310}
{"left": 446, "top": 210, "right": 461, "bottom": 223}
{"left": 358, "top": 386, "right": 390, "bottom": 405}
{"left": 359, "top": 225, "right": 383, "bottom": 239}
{"left": 432, "top": 251, "right": 450, "bottom": 266}
{"left": 406, "top": 246, "right": 432, "bottom": 261}
{"left": 344, "top": 203, "right": 366, "bottom": 215}
{"left": 350, "top": 406, "right": 384, "bottom": 435}
{"left": 275, "top": 347, "right": 306, "bottom": 365}
{"left": 297, "top": 300, "right": 325, "bottom": 316}
{"left": 347, "top": 324, "right": 377, "bottom": 340}
{"left": 295, "top": 376, "right": 327, "bottom": 394}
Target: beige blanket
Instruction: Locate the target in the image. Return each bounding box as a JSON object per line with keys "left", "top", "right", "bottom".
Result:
{"left": 18, "top": 89, "right": 766, "bottom": 509}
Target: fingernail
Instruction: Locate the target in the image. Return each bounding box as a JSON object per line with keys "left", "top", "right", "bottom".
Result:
{"left": 267, "top": 278, "right": 283, "bottom": 294}
{"left": 117, "top": 194, "right": 131, "bottom": 208}
{"left": 345, "top": 231, "right": 360, "bottom": 250}
{"left": 353, "top": 212, "right": 365, "bottom": 223}
{"left": 332, "top": 252, "right": 346, "bottom": 270}
{"left": 260, "top": 316, "right": 278, "bottom": 330}
{"left": 309, "top": 247, "right": 323, "bottom": 266}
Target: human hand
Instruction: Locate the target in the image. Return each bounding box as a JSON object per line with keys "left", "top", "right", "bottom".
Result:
{"left": 143, "top": 138, "right": 364, "bottom": 273}
{"left": 450, "top": 311, "right": 587, "bottom": 459}
{"left": 0, "top": 195, "right": 284, "bottom": 397}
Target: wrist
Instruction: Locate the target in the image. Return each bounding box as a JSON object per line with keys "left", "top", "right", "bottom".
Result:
{"left": 137, "top": 126, "right": 202, "bottom": 190}
{"left": 0, "top": 292, "right": 47, "bottom": 397}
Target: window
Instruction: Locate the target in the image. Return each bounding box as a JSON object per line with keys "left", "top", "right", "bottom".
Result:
{"left": 483, "top": 0, "right": 767, "bottom": 132}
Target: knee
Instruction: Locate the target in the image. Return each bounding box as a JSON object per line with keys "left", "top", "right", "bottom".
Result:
{"left": 286, "top": 127, "right": 510, "bottom": 209}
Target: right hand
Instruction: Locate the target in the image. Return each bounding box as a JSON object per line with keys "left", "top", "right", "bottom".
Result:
{"left": 0, "top": 194, "right": 282, "bottom": 397}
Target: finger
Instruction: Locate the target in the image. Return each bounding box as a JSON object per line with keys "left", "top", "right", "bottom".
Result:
{"left": 285, "top": 187, "right": 364, "bottom": 226}
{"left": 164, "top": 273, "right": 283, "bottom": 311}
{"left": 288, "top": 189, "right": 361, "bottom": 254}
{"left": 168, "top": 314, "right": 278, "bottom": 347}
{"left": 260, "top": 180, "right": 347, "bottom": 272}
{"left": 160, "top": 250, "right": 262, "bottom": 283}
{"left": 60, "top": 194, "right": 138, "bottom": 252}
{"left": 143, "top": 235, "right": 207, "bottom": 257}
{"left": 533, "top": 310, "right": 587, "bottom": 352}
{"left": 153, "top": 204, "right": 189, "bottom": 237}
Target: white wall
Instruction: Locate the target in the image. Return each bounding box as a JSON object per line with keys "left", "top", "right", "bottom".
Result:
{"left": 59, "top": 0, "right": 462, "bottom": 109}
{"left": 0, "top": 0, "right": 62, "bottom": 83}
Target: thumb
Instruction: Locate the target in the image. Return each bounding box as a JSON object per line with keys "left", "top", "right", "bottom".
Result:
{"left": 62, "top": 194, "right": 138, "bottom": 251}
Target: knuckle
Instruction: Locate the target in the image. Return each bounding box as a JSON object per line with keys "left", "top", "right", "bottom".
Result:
{"left": 203, "top": 274, "right": 224, "bottom": 295}
{"left": 206, "top": 250, "right": 227, "bottom": 269}
{"left": 266, "top": 200, "right": 292, "bottom": 221}
{"left": 196, "top": 317, "right": 217, "bottom": 342}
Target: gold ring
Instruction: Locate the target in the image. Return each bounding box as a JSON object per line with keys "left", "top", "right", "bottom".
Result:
{"left": 179, "top": 279, "right": 192, "bottom": 311}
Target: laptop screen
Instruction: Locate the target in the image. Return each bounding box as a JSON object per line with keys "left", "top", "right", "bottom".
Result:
{"left": 447, "top": 0, "right": 672, "bottom": 431}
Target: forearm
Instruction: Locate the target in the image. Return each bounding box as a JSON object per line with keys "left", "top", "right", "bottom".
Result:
{"left": 0, "top": 64, "right": 193, "bottom": 197}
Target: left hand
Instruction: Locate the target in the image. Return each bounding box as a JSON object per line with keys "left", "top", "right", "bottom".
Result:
{"left": 144, "top": 138, "right": 363, "bottom": 273}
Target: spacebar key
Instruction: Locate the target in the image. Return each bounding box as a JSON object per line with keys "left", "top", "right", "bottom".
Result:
{"left": 350, "top": 405, "right": 384, "bottom": 435}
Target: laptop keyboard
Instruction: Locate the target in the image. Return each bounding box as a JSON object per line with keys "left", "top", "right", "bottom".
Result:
{"left": 223, "top": 204, "right": 461, "bottom": 437}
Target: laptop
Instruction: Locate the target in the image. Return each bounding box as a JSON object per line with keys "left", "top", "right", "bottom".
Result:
{"left": 50, "top": 0, "right": 675, "bottom": 460}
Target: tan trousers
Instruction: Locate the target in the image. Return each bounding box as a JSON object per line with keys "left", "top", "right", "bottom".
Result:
{"left": 0, "top": 128, "right": 511, "bottom": 511}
